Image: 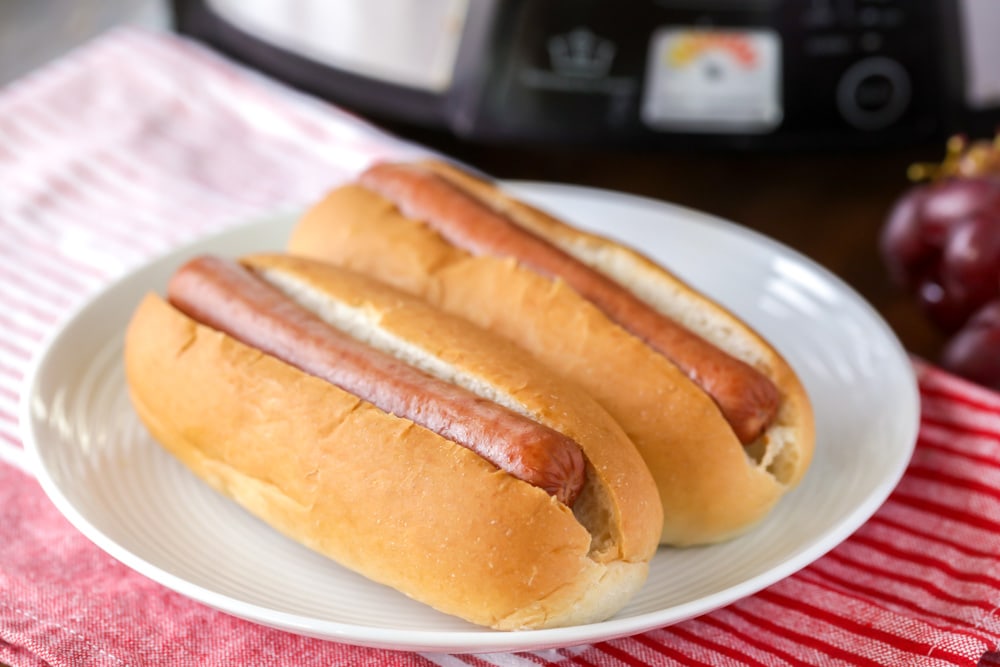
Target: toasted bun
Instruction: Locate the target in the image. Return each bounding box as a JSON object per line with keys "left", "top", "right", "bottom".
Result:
{"left": 124, "top": 253, "right": 661, "bottom": 629}
{"left": 287, "top": 161, "right": 815, "bottom": 546}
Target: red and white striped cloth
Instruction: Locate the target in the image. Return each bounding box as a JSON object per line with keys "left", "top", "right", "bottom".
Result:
{"left": 2, "top": 28, "right": 999, "bottom": 667}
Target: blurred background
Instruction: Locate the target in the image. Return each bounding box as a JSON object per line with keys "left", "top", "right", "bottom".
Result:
{"left": 5, "top": 0, "right": 1000, "bottom": 384}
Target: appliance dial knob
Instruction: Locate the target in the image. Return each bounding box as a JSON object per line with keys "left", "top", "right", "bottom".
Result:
{"left": 836, "top": 56, "right": 911, "bottom": 130}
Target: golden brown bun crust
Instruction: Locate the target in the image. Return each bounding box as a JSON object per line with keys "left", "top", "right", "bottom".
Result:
{"left": 124, "top": 255, "right": 662, "bottom": 629}
{"left": 287, "top": 165, "right": 815, "bottom": 546}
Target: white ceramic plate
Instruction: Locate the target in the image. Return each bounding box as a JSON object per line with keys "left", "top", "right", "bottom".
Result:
{"left": 20, "top": 182, "right": 919, "bottom": 654}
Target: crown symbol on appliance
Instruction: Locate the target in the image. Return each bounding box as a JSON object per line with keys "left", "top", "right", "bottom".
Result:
{"left": 547, "top": 28, "right": 616, "bottom": 78}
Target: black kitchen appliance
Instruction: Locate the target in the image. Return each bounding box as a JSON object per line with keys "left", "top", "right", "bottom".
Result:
{"left": 173, "top": 0, "right": 1000, "bottom": 150}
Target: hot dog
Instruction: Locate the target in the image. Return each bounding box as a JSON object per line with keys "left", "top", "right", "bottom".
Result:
{"left": 124, "top": 253, "right": 662, "bottom": 629}
{"left": 359, "top": 162, "right": 781, "bottom": 445}
{"left": 167, "top": 255, "right": 586, "bottom": 506}
{"left": 287, "top": 159, "right": 816, "bottom": 546}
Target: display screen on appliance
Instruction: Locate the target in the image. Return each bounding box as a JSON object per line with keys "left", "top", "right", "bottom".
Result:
{"left": 641, "top": 27, "right": 782, "bottom": 133}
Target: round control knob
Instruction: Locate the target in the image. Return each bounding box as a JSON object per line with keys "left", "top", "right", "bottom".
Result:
{"left": 836, "top": 57, "right": 911, "bottom": 130}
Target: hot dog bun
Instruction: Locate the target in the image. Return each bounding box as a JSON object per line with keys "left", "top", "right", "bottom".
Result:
{"left": 123, "top": 253, "right": 662, "bottom": 630}
{"left": 287, "top": 160, "right": 815, "bottom": 546}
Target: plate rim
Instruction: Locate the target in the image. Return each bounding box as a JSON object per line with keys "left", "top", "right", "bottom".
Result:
{"left": 18, "top": 181, "right": 920, "bottom": 654}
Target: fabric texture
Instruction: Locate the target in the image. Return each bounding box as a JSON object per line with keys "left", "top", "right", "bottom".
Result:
{"left": 1, "top": 28, "right": 999, "bottom": 666}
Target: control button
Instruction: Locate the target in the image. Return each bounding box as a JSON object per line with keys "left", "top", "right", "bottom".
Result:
{"left": 836, "top": 57, "right": 911, "bottom": 130}
{"left": 802, "top": 4, "right": 836, "bottom": 28}
{"left": 854, "top": 72, "right": 894, "bottom": 110}
{"left": 804, "top": 34, "right": 853, "bottom": 57}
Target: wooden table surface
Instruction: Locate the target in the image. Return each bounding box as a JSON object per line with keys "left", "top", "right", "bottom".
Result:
{"left": 391, "top": 126, "right": 947, "bottom": 363}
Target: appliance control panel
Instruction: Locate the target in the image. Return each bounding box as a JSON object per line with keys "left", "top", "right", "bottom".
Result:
{"left": 453, "top": 0, "right": 941, "bottom": 148}
{"left": 176, "top": 0, "right": 989, "bottom": 149}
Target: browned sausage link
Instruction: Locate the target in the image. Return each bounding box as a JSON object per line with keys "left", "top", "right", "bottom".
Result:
{"left": 166, "top": 255, "right": 586, "bottom": 506}
{"left": 359, "top": 163, "right": 781, "bottom": 445}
